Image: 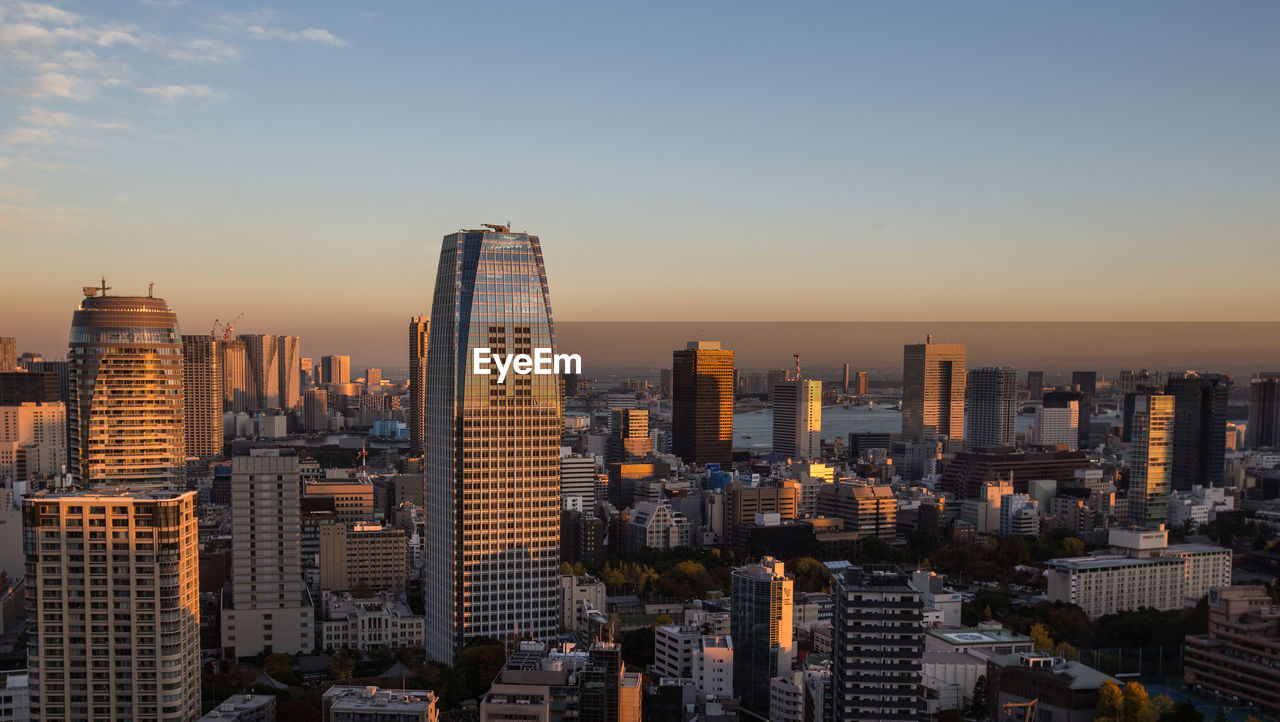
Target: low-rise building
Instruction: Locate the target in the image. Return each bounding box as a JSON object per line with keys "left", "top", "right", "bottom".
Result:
{"left": 627, "top": 500, "right": 689, "bottom": 556}
{"left": 0, "top": 670, "right": 28, "bottom": 722}
{"left": 322, "top": 686, "right": 438, "bottom": 722}
{"left": 319, "top": 522, "right": 408, "bottom": 593}
{"left": 559, "top": 573, "right": 607, "bottom": 633}
{"left": 694, "top": 635, "right": 734, "bottom": 700}
{"left": 1184, "top": 585, "right": 1280, "bottom": 717}
{"left": 320, "top": 592, "right": 425, "bottom": 653}
{"left": 986, "top": 653, "right": 1117, "bottom": 722}
{"left": 196, "top": 694, "right": 276, "bottom": 722}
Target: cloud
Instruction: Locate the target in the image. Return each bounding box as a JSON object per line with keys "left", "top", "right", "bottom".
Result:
{"left": 164, "top": 38, "right": 239, "bottom": 63}
{"left": 14, "top": 2, "right": 80, "bottom": 25}
{"left": 3, "top": 126, "right": 59, "bottom": 144}
{"left": 14, "top": 71, "right": 95, "bottom": 99}
{"left": 137, "top": 84, "right": 226, "bottom": 101}
{"left": 19, "top": 105, "right": 130, "bottom": 130}
{"left": 219, "top": 9, "right": 349, "bottom": 47}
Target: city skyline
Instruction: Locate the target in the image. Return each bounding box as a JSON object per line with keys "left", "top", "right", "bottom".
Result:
{"left": 3, "top": 0, "right": 1279, "bottom": 344}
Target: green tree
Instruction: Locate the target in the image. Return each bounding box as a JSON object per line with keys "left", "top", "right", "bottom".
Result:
{"left": 559, "top": 562, "right": 573, "bottom": 576}
{"left": 1122, "top": 681, "right": 1150, "bottom": 722}
{"left": 1053, "top": 641, "right": 1078, "bottom": 661}
{"left": 969, "top": 674, "right": 988, "bottom": 721}
{"left": 263, "top": 653, "right": 296, "bottom": 686}
{"left": 1059, "top": 536, "right": 1086, "bottom": 556}
{"left": 1097, "top": 679, "right": 1123, "bottom": 721}
{"left": 789, "top": 557, "right": 831, "bottom": 593}
{"left": 329, "top": 650, "right": 355, "bottom": 683}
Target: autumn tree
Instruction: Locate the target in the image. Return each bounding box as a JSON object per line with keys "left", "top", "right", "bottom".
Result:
{"left": 1122, "top": 681, "right": 1150, "bottom": 722}
{"left": 1096, "top": 679, "right": 1123, "bottom": 721}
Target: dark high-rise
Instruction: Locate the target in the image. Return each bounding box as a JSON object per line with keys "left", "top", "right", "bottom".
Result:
{"left": 828, "top": 564, "right": 923, "bottom": 721}
{"left": 1164, "top": 373, "right": 1229, "bottom": 489}
{"left": 408, "top": 316, "right": 428, "bottom": 457}
{"left": 424, "top": 226, "right": 562, "bottom": 664}
{"left": 1071, "top": 370, "right": 1097, "bottom": 394}
{"left": 181, "top": 335, "right": 223, "bottom": 458}
{"left": 1026, "top": 370, "right": 1044, "bottom": 401}
{"left": 1247, "top": 374, "right": 1280, "bottom": 449}
{"left": 966, "top": 366, "right": 1018, "bottom": 449}
{"left": 672, "top": 341, "right": 734, "bottom": 467}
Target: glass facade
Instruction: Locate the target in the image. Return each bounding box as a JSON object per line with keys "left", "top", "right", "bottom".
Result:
{"left": 424, "top": 230, "right": 562, "bottom": 664}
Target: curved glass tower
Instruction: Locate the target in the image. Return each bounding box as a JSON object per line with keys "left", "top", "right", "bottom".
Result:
{"left": 424, "top": 227, "right": 562, "bottom": 663}
{"left": 69, "top": 289, "right": 185, "bottom": 487}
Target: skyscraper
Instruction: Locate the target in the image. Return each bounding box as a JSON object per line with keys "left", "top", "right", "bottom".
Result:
{"left": 902, "top": 336, "right": 966, "bottom": 441}
{"left": 25, "top": 488, "right": 202, "bottom": 721}
{"left": 181, "top": 335, "right": 223, "bottom": 458}
{"left": 1071, "top": 370, "right": 1098, "bottom": 394}
{"left": 409, "top": 316, "right": 429, "bottom": 457}
{"left": 1246, "top": 374, "right": 1280, "bottom": 449}
{"left": 424, "top": 226, "right": 562, "bottom": 664}
{"left": 828, "top": 565, "right": 923, "bottom": 722}
{"left": 966, "top": 366, "right": 1018, "bottom": 449}
{"left": 607, "top": 408, "right": 650, "bottom": 464}
{"left": 365, "top": 367, "right": 382, "bottom": 391}
{"left": 321, "top": 354, "right": 351, "bottom": 386}
{"left": 1026, "top": 370, "right": 1044, "bottom": 400}
{"left": 221, "top": 450, "right": 315, "bottom": 657}
{"left": 1129, "top": 394, "right": 1175, "bottom": 528}
{"left": 672, "top": 341, "right": 734, "bottom": 467}
{"left": 303, "top": 388, "right": 329, "bottom": 432}
{"left": 772, "top": 378, "right": 821, "bottom": 461}
{"left": 854, "top": 370, "right": 869, "bottom": 396}
{"left": 69, "top": 286, "right": 185, "bottom": 487}
{"left": 221, "top": 338, "right": 250, "bottom": 413}
{"left": 240, "top": 334, "right": 301, "bottom": 411}
{"left": 841, "top": 363, "right": 850, "bottom": 394}
{"left": 1165, "top": 373, "right": 1229, "bottom": 490}
{"left": 731, "top": 557, "right": 795, "bottom": 709}
{"left": 0, "top": 338, "right": 15, "bottom": 372}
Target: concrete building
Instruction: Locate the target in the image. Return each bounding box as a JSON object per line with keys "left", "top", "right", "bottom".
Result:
{"left": 559, "top": 573, "right": 606, "bottom": 633}
{"left": 987, "top": 652, "right": 1117, "bottom": 722}
{"left": 69, "top": 287, "right": 185, "bottom": 487}
{"left": 478, "top": 642, "right": 638, "bottom": 722}
{"left": 303, "top": 388, "right": 329, "bottom": 432}
{"left": 628, "top": 500, "right": 689, "bottom": 556}
{"left": 731, "top": 557, "right": 795, "bottom": 709}
{"left": 0, "top": 402, "right": 65, "bottom": 482}
{"left": 829, "top": 564, "right": 923, "bottom": 721}
{"left": 196, "top": 694, "right": 276, "bottom": 722}
{"left": 1184, "top": 585, "right": 1280, "bottom": 717}
{"left": 902, "top": 336, "right": 966, "bottom": 442}
{"left": 0, "top": 668, "right": 28, "bottom": 722}
{"left": 322, "top": 686, "right": 438, "bottom": 722}
{"left": 559, "top": 452, "right": 597, "bottom": 514}
{"left": 773, "top": 378, "right": 822, "bottom": 461}
{"left": 222, "top": 451, "right": 315, "bottom": 657}
{"left": 726, "top": 480, "right": 799, "bottom": 529}
{"left": 672, "top": 341, "right": 735, "bottom": 467}
{"left": 182, "top": 335, "right": 224, "bottom": 458}
{"left": 817, "top": 481, "right": 897, "bottom": 541}
{"left": 1033, "top": 401, "right": 1079, "bottom": 449}
{"left": 966, "top": 366, "right": 1018, "bottom": 449}
{"left": 24, "top": 488, "right": 201, "bottom": 721}
{"left": 1165, "top": 373, "right": 1229, "bottom": 489}
{"left": 423, "top": 228, "right": 562, "bottom": 664}
{"left": 221, "top": 339, "right": 250, "bottom": 414}
{"left": 319, "top": 355, "right": 351, "bottom": 386}
{"left": 999, "top": 493, "right": 1040, "bottom": 536}
{"left": 1129, "top": 394, "right": 1175, "bottom": 527}
{"left": 960, "top": 478, "right": 1014, "bottom": 536}
{"left": 654, "top": 624, "right": 700, "bottom": 678}
{"left": 319, "top": 523, "right": 407, "bottom": 593}
{"left": 304, "top": 477, "right": 375, "bottom": 523}
{"left": 913, "top": 569, "right": 963, "bottom": 628}
{"left": 1246, "top": 373, "right": 1280, "bottom": 449}
{"left": 1045, "top": 526, "right": 1231, "bottom": 617}
{"left": 694, "top": 635, "right": 734, "bottom": 700}
{"left": 320, "top": 591, "right": 425, "bottom": 652}
{"left": 240, "top": 335, "right": 301, "bottom": 411}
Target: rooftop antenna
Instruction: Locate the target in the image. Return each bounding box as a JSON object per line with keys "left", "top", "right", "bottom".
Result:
{"left": 99, "top": 276, "right": 111, "bottom": 297}
{"left": 794, "top": 353, "right": 802, "bottom": 380}
{"left": 148, "top": 282, "right": 155, "bottom": 298}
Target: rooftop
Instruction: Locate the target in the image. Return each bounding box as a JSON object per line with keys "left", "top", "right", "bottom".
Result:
{"left": 323, "top": 685, "right": 438, "bottom": 711}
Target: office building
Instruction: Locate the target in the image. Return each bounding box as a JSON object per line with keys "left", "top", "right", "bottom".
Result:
{"left": 1164, "top": 373, "right": 1229, "bottom": 489}
{"left": 196, "top": 694, "right": 275, "bottom": 722}
{"left": 303, "top": 388, "right": 329, "bottom": 432}
{"left": 1184, "top": 585, "right": 1280, "bottom": 718}
{"left": 1246, "top": 373, "right": 1280, "bottom": 449}
{"left": 731, "top": 557, "right": 794, "bottom": 709}
{"left": 1032, "top": 400, "right": 1078, "bottom": 449}
{"left": 841, "top": 363, "right": 850, "bottom": 394}
{"left": 999, "top": 493, "right": 1040, "bottom": 536}
{"left": 322, "top": 686, "right": 438, "bottom": 722}
{"left": 726, "top": 480, "right": 800, "bottom": 529}
{"left": 24, "top": 488, "right": 201, "bottom": 721}
{"left": 607, "top": 408, "right": 650, "bottom": 464}
{"left": 320, "top": 591, "right": 424, "bottom": 652}
{"left": 0, "top": 371, "right": 61, "bottom": 405}
{"left": 320, "top": 355, "right": 351, "bottom": 386}
{"left": 222, "top": 450, "right": 315, "bottom": 657}
{"left": 0, "top": 401, "right": 66, "bottom": 482}
{"left": 773, "top": 378, "right": 821, "bottom": 461}
{"left": 672, "top": 341, "right": 734, "bottom": 467}
{"left": 409, "top": 317, "right": 430, "bottom": 455}
{"left": 1129, "top": 394, "right": 1174, "bottom": 527}
{"left": 1044, "top": 389, "right": 1093, "bottom": 450}
{"left": 1045, "top": 526, "right": 1231, "bottom": 618}
{"left": 304, "top": 477, "right": 375, "bottom": 523}
{"left": 816, "top": 481, "right": 897, "bottom": 541}
{"left": 1026, "top": 370, "right": 1044, "bottom": 400}
{"left": 829, "top": 564, "right": 923, "bottom": 721}
{"left": 69, "top": 285, "right": 186, "bottom": 487}
{"left": 182, "top": 335, "right": 224, "bottom": 458}
{"left": 560, "top": 453, "right": 597, "bottom": 513}
{"left": 240, "top": 334, "right": 301, "bottom": 411}
{"left": 478, "top": 641, "right": 639, "bottom": 722}
{"left": 855, "top": 370, "right": 869, "bottom": 396}
{"left": 628, "top": 500, "right": 689, "bottom": 555}
{"left": 221, "top": 339, "right": 250, "bottom": 413}
{"left": 364, "top": 368, "right": 381, "bottom": 392}
{"left": 902, "top": 336, "right": 966, "bottom": 441}
{"left": 319, "top": 522, "right": 408, "bottom": 593}
{"left": 966, "top": 366, "right": 1018, "bottom": 449}
{"left": 424, "top": 226, "right": 561, "bottom": 663}
{"left": 1071, "top": 371, "right": 1097, "bottom": 394}
{"left": 0, "top": 339, "right": 14, "bottom": 372}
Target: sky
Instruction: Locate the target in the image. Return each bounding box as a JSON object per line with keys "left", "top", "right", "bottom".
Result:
{"left": 2, "top": 1, "right": 1278, "bottom": 366}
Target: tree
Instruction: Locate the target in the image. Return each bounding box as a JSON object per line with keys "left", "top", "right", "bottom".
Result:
{"left": 1096, "top": 679, "right": 1123, "bottom": 721}
{"left": 329, "top": 650, "right": 355, "bottom": 683}
{"left": 789, "top": 557, "right": 830, "bottom": 593}
{"left": 1122, "top": 681, "right": 1150, "bottom": 722}
{"left": 1144, "top": 695, "right": 1175, "bottom": 722}
{"left": 1157, "top": 700, "right": 1205, "bottom": 722}
{"left": 263, "top": 653, "right": 296, "bottom": 686}
{"left": 1053, "top": 641, "right": 1078, "bottom": 661}
{"left": 1059, "top": 536, "right": 1086, "bottom": 557}
{"left": 1029, "top": 623, "right": 1055, "bottom": 651}
{"left": 969, "top": 674, "right": 988, "bottom": 721}
{"left": 653, "top": 614, "right": 675, "bottom": 627}
{"left": 559, "top": 562, "right": 573, "bottom": 575}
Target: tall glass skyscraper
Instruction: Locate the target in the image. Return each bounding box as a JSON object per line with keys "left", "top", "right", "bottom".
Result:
{"left": 424, "top": 226, "right": 562, "bottom": 663}
{"left": 69, "top": 286, "right": 185, "bottom": 487}
{"left": 408, "top": 316, "right": 429, "bottom": 457}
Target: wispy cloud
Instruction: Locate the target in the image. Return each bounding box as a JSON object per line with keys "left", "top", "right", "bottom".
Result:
{"left": 163, "top": 37, "right": 239, "bottom": 63}
{"left": 21, "top": 105, "right": 130, "bottom": 129}
{"left": 219, "top": 9, "right": 349, "bottom": 47}
{"left": 137, "top": 84, "right": 225, "bottom": 101}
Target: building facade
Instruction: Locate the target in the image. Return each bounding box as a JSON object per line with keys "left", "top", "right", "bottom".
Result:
{"left": 829, "top": 564, "right": 923, "bottom": 722}
{"left": 181, "top": 335, "right": 223, "bottom": 458}
{"left": 0, "top": 402, "right": 66, "bottom": 482}
{"left": 731, "top": 557, "right": 795, "bottom": 709}
{"left": 1184, "top": 585, "right": 1280, "bottom": 717}
{"left": 1129, "top": 394, "right": 1175, "bottom": 527}
{"left": 902, "top": 337, "right": 966, "bottom": 442}
{"left": 773, "top": 379, "right": 822, "bottom": 461}
{"left": 408, "top": 317, "right": 428, "bottom": 457}
{"left": 672, "top": 341, "right": 734, "bottom": 467}
{"left": 965, "top": 366, "right": 1017, "bottom": 449}
{"left": 319, "top": 523, "right": 407, "bottom": 593}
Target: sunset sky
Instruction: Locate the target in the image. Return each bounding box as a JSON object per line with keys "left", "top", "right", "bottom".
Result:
{"left": 2, "top": 1, "right": 1278, "bottom": 365}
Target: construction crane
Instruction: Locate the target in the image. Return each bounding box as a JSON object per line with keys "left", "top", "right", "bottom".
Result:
{"left": 209, "top": 319, "right": 221, "bottom": 339}
{"left": 222, "top": 313, "right": 245, "bottom": 340}
{"left": 1002, "top": 699, "right": 1038, "bottom": 721}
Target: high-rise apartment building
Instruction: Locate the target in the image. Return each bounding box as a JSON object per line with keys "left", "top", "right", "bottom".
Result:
{"left": 320, "top": 355, "right": 351, "bottom": 386}
{"left": 239, "top": 335, "right": 301, "bottom": 411}
{"left": 1044, "top": 390, "right": 1092, "bottom": 450}
{"left": 409, "top": 317, "right": 429, "bottom": 457}
{"left": 731, "top": 557, "right": 794, "bottom": 709}
{"left": 424, "top": 226, "right": 561, "bottom": 664}
{"left": 1129, "top": 394, "right": 1175, "bottom": 528}
{"left": 902, "top": 336, "right": 966, "bottom": 441}
{"left": 1032, "top": 401, "right": 1079, "bottom": 449}
{"left": 181, "top": 335, "right": 223, "bottom": 458}
{"left": 1164, "top": 373, "right": 1229, "bottom": 489}
{"left": 0, "top": 338, "right": 15, "bottom": 372}
{"left": 24, "top": 488, "right": 201, "bottom": 721}
{"left": 966, "top": 366, "right": 1018, "bottom": 449}
{"left": 773, "top": 378, "right": 821, "bottom": 461}
{"left": 607, "top": 408, "right": 650, "bottom": 464}
{"left": 0, "top": 402, "right": 66, "bottom": 481}
{"left": 672, "top": 341, "right": 734, "bottom": 467}
{"left": 221, "top": 450, "right": 315, "bottom": 657}
{"left": 303, "top": 388, "right": 329, "bottom": 432}
{"left": 829, "top": 564, "right": 923, "bottom": 722}
{"left": 1246, "top": 373, "right": 1280, "bottom": 449}
{"left": 69, "top": 287, "right": 186, "bottom": 487}
{"left": 221, "top": 339, "right": 250, "bottom": 413}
